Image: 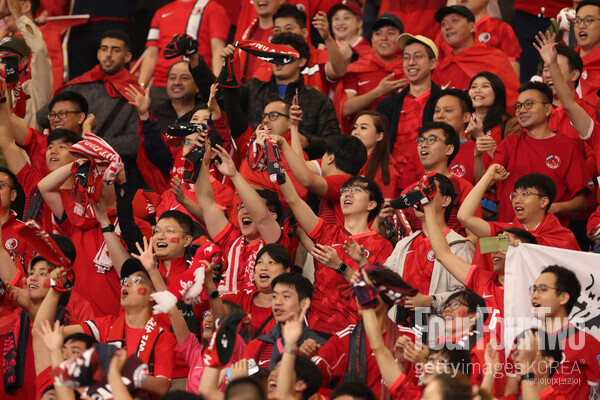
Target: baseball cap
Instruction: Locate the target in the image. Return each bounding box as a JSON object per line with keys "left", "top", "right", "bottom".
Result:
{"left": 328, "top": 0, "right": 362, "bottom": 18}
{"left": 0, "top": 35, "right": 30, "bottom": 58}
{"left": 396, "top": 33, "right": 439, "bottom": 59}
{"left": 120, "top": 258, "right": 151, "bottom": 282}
{"left": 372, "top": 13, "right": 404, "bottom": 33}
{"left": 434, "top": 5, "right": 476, "bottom": 23}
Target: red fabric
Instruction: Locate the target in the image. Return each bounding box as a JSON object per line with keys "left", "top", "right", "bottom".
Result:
{"left": 315, "top": 172, "right": 350, "bottom": 227}
{"left": 388, "top": 373, "right": 422, "bottom": 400}
{"left": 242, "top": 338, "right": 274, "bottom": 368}
{"left": 435, "top": 15, "right": 522, "bottom": 62}
{"left": 392, "top": 89, "right": 430, "bottom": 162}
{"left": 487, "top": 213, "right": 580, "bottom": 250}
{"left": 236, "top": 20, "right": 271, "bottom": 83}
{"left": 378, "top": 0, "right": 446, "bottom": 40}
{"left": 1, "top": 214, "right": 34, "bottom": 279}
{"left": 492, "top": 131, "right": 590, "bottom": 226}
{"left": 146, "top": 0, "right": 231, "bottom": 87}
{"left": 432, "top": 44, "right": 520, "bottom": 113}
{"left": 403, "top": 231, "right": 447, "bottom": 295}
{"left": 222, "top": 288, "right": 275, "bottom": 338}
{"left": 579, "top": 45, "right": 600, "bottom": 110}
{"left": 22, "top": 127, "right": 50, "bottom": 177}
{"left": 513, "top": 0, "right": 571, "bottom": 18}
{"left": 58, "top": 65, "right": 141, "bottom": 102}
{"left": 35, "top": 366, "right": 53, "bottom": 400}
{"left": 360, "top": 153, "right": 401, "bottom": 199}
{"left": 312, "top": 325, "right": 383, "bottom": 397}
{"left": 335, "top": 52, "right": 405, "bottom": 133}
{"left": 306, "top": 218, "right": 393, "bottom": 335}
{"left": 587, "top": 205, "right": 600, "bottom": 234}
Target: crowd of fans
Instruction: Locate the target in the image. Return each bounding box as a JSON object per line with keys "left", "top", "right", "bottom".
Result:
{"left": 0, "top": 0, "right": 599, "bottom": 399}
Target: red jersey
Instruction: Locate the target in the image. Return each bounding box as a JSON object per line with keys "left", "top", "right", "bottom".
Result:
{"left": 81, "top": 314, "right": 177, "bottom": 380}
{"left": 378, "top": 0, "right": 446, "bottom": 40}
{"left": 213, "top": 222, "right": 292, "bottom": 294}
{"left": 465, "top": 265, "right": 504, "bottom": 336}
{"left": 403, "top": 230, "right": 451, "bottom": 295}
{"left": 579, "top": 45, "right": 600, "bottom": 110}
{"left": 317, "top": 173, "right": 350, "bottom": 228}
{"left": 392, "top": 89, "right": 430, "bottom": 162}
{"left": 435, "top": 15, "right": 521, "bottom": 62}
{"left": 388, "top": 373, "right": 423, "bottom": 400}
{"left": 487, "top": 213, "right": 580, "bottom": 251}
{"left": 22, "top": 126, "right": 50, "bottom": 177}
{"left": 513, "top": 0, "right": 571, "bottom": 19}
{"left": 581, "top": 119, "right": 600, "bottom": 189}
{"left": 311, "top": 324, "right": 383, "bottom": 397}
{"left": 307, "top": 218, "right": 393, "bottom": 335}
{"left": 492, "top": 131, "right": 590, "bottom": 226}
{"left": 222, "top": 288, "right": 275, "bottom": 338}
{"left": 146, "top": 0, "right": 230, "bottom": 87}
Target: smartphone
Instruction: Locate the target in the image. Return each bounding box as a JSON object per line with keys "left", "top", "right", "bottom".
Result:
{"left": 225, "top": 358, "right": 259, "bottom": 382}
{"left": 479, "top": 236, "right": 509, "bottom": 254}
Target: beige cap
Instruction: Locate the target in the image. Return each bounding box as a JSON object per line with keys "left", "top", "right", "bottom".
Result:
{"left": 396, "top": 33, "right": 438, "bottom": 59}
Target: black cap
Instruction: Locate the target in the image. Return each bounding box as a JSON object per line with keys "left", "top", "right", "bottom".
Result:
{"left": 120, "top": 258, "right": 151, "bottom": 281}
{"left": 434, "top": 5, "right": 476, "bottom": 23}
{"left": 372, "top": 13, "right": 404, "bottom": 33}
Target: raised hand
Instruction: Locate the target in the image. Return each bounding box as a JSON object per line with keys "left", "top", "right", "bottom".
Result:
{"left": 281, "top": 301, "right": 308, "bottom": 347}
{"left": 466, "top": 114, "right": 484, "bottom": 139}
{"left": 170, "top": 176, "right": 187, "bottom": 205}
{"left": 474, "top": 135, "right": 496, "bottom": 157}
{"left": 219, "top": 44, "right": 236, "bottom": 61}
{"left": 36, "top": 320, "right": 64, "bottom": 353}
{"left": 7, "top": 278, "right": 31, "bottom": 311}
{"left": 312, "top": 11, "right": 331, "bottom": 41}
{"left": 375, "top": 74, "right": 408, "bottom": 97}
{"left": 484, "top": 163, "right": 509, "bottom": 182}
{"left": 133, "top": 236, "right": 158, "bottom": 272}
{"left": 310, "top": 243, "right": 342, "bottom": 270}
{"left": 290, "top": 94, "right": 303, "bottom": 127}
{"left": 125, "top": 84, "right": 151, "bottom": 120}
{"left": 212, "top": 144, "right": 238, "bottom": 177}
{"left": 208, "top": 83, "right": 222, "bottom": 120}
{"left": 298, "top": 338, "right": 320, "bottom": 357}
{"left": 344, "top": 237, "right": 366, "bottom": 264}
{"left": 533, "top": 31, "right": 557, "bottom": 67}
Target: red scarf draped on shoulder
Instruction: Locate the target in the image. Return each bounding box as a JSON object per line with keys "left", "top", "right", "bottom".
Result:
{"left": 57, "top": 65, "right": 140, "bottom": 101}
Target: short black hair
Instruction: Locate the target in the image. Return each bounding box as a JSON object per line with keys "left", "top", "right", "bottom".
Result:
{"left": 47, "top": 129, "right": 83, "bottom": 146}
{"left": 0, "top": 166, "right": 19, "bottom": 190}
{"left": 256, "top": 244, "right": 293, "bottom": 270}
{"left": 513, "top": 173, "right": 557, "bottom": 210}
{"left": 295, "top": 355, "right": 322, "bottom": 400}
{"left": 428, "top": 348, "right": 472, "bottom": 376}
{"left": 404, "top": 38, "right": 436, "bottom": 59}
{"left": 437, "top": 88, "right": 474, "bottom": 114}
{"left": 555, "top": 44, "right": 584, "bottom": 88}
{"left": 431, "top": 372, "right": 473, "bottom": 399}
{"left": 496, "top": 228, "right": 537, "bottom": 244}
{"left": 270, "top": 32, "right": 311, "bottom": 65}
{"left": 331, "top": 382, "right": 376, "bottom": 400}
{"left": 432, "top": 173, "right": 456, "bottom": 222}
{"left": 576, "top": 0, "right": 600, "bottom": 13}
{"left": 256, "top": 189, "right": 283, "bottom": 220}
{"left": 325, "top": 135, "right": 368, "bottom": 175}
{"left": 28, "top": 0, "right": 40, "bottom": 16}
{"left": 341, "top": 176, "right": 384, "bottom": 221}
{"left": 0, "top": 167, "right": 24, "bottom": 217}
{"left": 518, "top": 81, "right": 553, "bottom": 105}
{"left": 444, "top": 289, "right": 487, "bottom": 325}
{"left": 541, "top": 265, "right": 581, "bottom": 314}
{"left": 157, "top": 210, "right": 194, "bottom": 236}
{"left": 273, "top": 4, "right": 307, "bottom": 29}
{"left": 271, "top": 272, "right": 313, "bottom": 301}
{"left": 417, "top": 121, "right": 460, "bottom": 165}
{"left": 225, "top": 377, "right": 266, "bottom": 400}
{"left": 49, "top": 91, "right": 88, "bottom": 116}
{"left": 50, "top": 234, "right": 77, "bottom": 266}
{"left": 99, "top": 29, "right": 132, "bottom": 53}
{"left": 64, "top": 332, "right": 96, "bottom": 349}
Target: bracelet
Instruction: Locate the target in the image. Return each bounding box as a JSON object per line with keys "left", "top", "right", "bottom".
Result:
{"left": 284, "top": 346, "right": 297, "bottom": 355}
{"left": 101, "top": 224, "right": 115, "bottom": 233}
{"left": 520, "top": 372, "right": 535, "bottom": 382}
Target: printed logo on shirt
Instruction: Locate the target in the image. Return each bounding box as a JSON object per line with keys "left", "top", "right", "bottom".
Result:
{"left": 358, "top": 80, "right": 370, "bottom": 86}
{"left": 582, "top": 70, "right": 588, "bottom": 80}
{"left": 4, "top": 238, "right": 17, "bottom": 251}
{"left": 427, "top": 250, "right": 435, "bottom": 262}
{"left": 545, "top": 154, "right": 561, "bottom": 169}
{"left": 482, "top": 293, "right": 493, "bottom": 298}
{"left": 450, "top": 163, "right": 466, "bottom": 178}
{"left": 161, "top": 12, "right": 173, "bottom": 18}
{"left": 478, "top": 32, "right": 491, "bottom": 43}
{"left": 295, "top": 3, "right": 305, "bottom": 12}
{"left": 441, "top": 82, "right": 451, "bottom": 90}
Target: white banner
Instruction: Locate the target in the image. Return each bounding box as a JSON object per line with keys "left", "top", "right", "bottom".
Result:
{"left": 504, "top": 243, "right": 600, "bottom": 358}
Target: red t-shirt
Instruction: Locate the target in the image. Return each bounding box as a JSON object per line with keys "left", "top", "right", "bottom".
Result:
{"left": 307, "top": 218, "right": 393, "bottom": 335}
{"left": 35, "top": 367, "right": 53, "bottom": 400}
{"left": 213, "top": 222, "right": 292, "bottom": 294}
{"left": 317, "top": 173, "right": 350, "bottom": 228}
{"left": 388, "top": 373, "right": 423, "bottom": 400}
{"left": 222, "top": 288, "right": 275, "bottom": 338}
{"left": 492, "top": 131, "right": 590, "bottom": 226}
{"left": 81, "top": 314, "right": 177, "bottom": 380}
{"left": 392, "top": 89, "right": 430, "bottom": 162}
{"left": 579, "top": 45, "right": 600, "bottom": 110}
{"left": 465, "top": 265, "right": 504, "bottom": 333}
{"left": 146, "top": 0, "right": 230, "bottom": 87}
{"left": 378, "top": 0, "right": 446, "bottom": 40}
{"left": 403, "top": 231, "right": 448, "bottom": 295}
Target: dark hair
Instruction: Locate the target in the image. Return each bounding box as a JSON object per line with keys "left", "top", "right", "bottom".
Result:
{"left": 0, "top": 167, "right": 24, "bottom": 217}
{"left": 99, "top": 29, "right": 132, "bottom": 53}
{"left": 325, "top": 135, "right": 368, "bottom": 175}
{"left": 341, "top": 176, "right": 384, "bottom": 221}
{"left": 0, "top": 166, "right": 19, "bottom": 190}
{"left": 331, "top": 382, "right": 376, "bottom": 400}
{"left": 469, "top": 72, "right": 508, "bottom": 134}
{"left": 444, "top": 289, "right": 487, "bottom": 326}
{"left": 295, "top": 355, "right": 322, "bottom": 400}
{"left": 28, "top": 0, "right": 40, "bottom": 16}
{"left": 438, "top": 88, "right": 474, "bottom": 114}
{"left": 162, "top": 391, "right": 206, "bottom": 400}
{"left": 518, "top": 81, "right": 553, "bottom": 105}
{"left": 432, "top": 372, "right": 473, "bottom": 400}
{"left": 514, "top": 328, "right": 562, "bottom": 377}
{"left": 541, "top": 265, "right": 581, "bottom": 314}
{"left": 50, "top": 234, "right": 77, "bottom": 266}
{"left": 256, "top": 244, "right": 293, "bottom": 270}
{"left": 404, "top": 38, "right": 436, "bottom": 59}
{"left": 47, "top": 129, "right": 83, "bottom": 146}
{"left": 167, "top": 60, "right": 191, "bottom": 77}
{"left": 429, "top": 348, "right": 472, "bottom": 376}
{"left": 555, "top": 44, "right": 584, "bottom": 88}
{"left": 266, "top": 99, "right": 291, "bottom": 115}
{"left": 432, "top": 173, "right": 456, "bottom": 222}
{"left": 256, "top": 189, "right": 283, "bottom": 220}
{"left": 576, "top": 0, "right": 600, "bottom": 13}
{"left": 63, "top": 332, "right": 96, "bottom": 349}
{"left": 270, "top": 32, "right": 311, "bottom": 65}
{"left": 354, "top": 111, "right": 391, "bottom": 185}
{"left": 513, "top": 173, "right": 557, "bottom": 210}
{"left": 496, "top": 228, "right": 537, "bottom": 244}
{"left": 49, "top": 91, "right": 88, "bottom": 116}
{"left": 417, "top": 121, "right": 460, "bottom": 165}
{"left": 273, "top": 4, "right": 307, "bottom": 29}
{"left": 225, "top": 377, "right": 265, "bottom": 400}
{"left": 157, "top": 210, "right": 194, "bottom": 236}
{"left": 271, "top": 272, "right": 314, "bottom": 301}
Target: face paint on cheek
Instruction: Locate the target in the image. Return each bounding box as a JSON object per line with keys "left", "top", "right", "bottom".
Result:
{"left": 456, "top": 310, "right": 467, "bottom": 318}
{"left": 170, "top": 238, "right": 180, "bottom": 244}
{"left": 137, "top": 288, "right": 147, "bottom": 296}
{"left": 43, "top": 280, "right": 51, "bottom": 288}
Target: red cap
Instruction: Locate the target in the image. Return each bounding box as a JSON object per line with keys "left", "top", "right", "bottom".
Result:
{"left": 328, "top": 0, "right": 362, "bottom": 18}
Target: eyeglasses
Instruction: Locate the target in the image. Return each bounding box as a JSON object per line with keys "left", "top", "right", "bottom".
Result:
{"left": 203, "top": 310, "right": 213, "bottom": 319}
{"left": 262, "top": 111, "right": 290, "bottom": 121}
{"left": 0, "top": 181, "right": 13, "bottom": 190}
{"left": 528, "top": 284, "right": 557, "bottom": 296}
{"left": 509, "top": 191, "right": 545, "bottom": 202}
{"left": 153, "top": 227, "right": 186, "bottom": 235}
{"left": 415, "top": 135, "right": 442, "bottom": 146}
{"left": 47, "top": 110, "right": 81, "bottom": 120}
{"left": 237, "top": 203, "right": 246, "bottom": 211}
{"left": 339, "top": 186, "right": 366, "bottom": 195}
{"left": 443, "top": 300, "right": 467, "bottom": 311}
{"left": 120, "top": 275, "right": 145, "bottom": 286}
{"left": 574, "top": 16, "right": 600, "bottom": 26}
{"left": 513, "top": 100, "right": 548, "bottom": 112}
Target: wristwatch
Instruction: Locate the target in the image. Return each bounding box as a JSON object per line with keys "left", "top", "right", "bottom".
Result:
{"left": 337, "top": 262, "right": 349, "bottom": 275}
{"left": 101, "top": 224, "right": 116, "bottom": 233}
{"left": 520, "top": 373, "right": 535, "bottom": 382}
